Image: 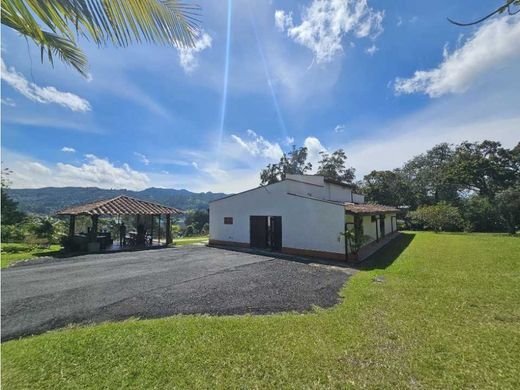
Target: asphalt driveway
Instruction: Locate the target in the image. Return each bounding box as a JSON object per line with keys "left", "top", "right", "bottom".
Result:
{"left": 1, "top": 246, "right": 353, "bottom": 341}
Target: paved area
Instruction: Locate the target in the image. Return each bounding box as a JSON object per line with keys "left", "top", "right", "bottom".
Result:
{"left": 1, "top": 246, "right": 353, "bottom": 341}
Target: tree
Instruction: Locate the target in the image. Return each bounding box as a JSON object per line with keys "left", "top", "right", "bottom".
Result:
{"left": 260, "top": 146, "right": 312, "bottom": 185}
{"left": 452, "top": 141, "right": 519, "bottom": 198}
{"left": 460, "top": 195, "right": 504, "bottom": 232}
{"left": 362, "top": 169, "right": 414, "bottom": 207}
{"left": 2, "top": 0, "right": 199, "bottom": 77}
{"left": 401, "top": 143, "right": 460, "bottom": 206}
{"left": 184, "top": 209, "right": 208, "bottom": 233}
{"left": 409, "top": 203, "right": 464, "bottom": 232}
{"left": 1, "top": 168, "right": 25, "bottom": 225}
{"left": 448, "top": 0, "right": 520, "bottom": 26}
{"left": 496, "top": 186, "right": 520, "bottom": 234}
{"left": 316, "top": 149, "right": 355, "bottom": 184}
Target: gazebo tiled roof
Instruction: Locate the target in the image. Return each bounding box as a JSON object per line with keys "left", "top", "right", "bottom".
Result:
{"left": 344, "top": 203, "right": 398, "bottom": 215}
{"left": 56, "top": 195, "right": 182, "bottom": 216}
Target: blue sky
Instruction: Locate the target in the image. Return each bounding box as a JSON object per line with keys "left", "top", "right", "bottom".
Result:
{"left": 2, "top": 0, "right": 519, "bottom": 193}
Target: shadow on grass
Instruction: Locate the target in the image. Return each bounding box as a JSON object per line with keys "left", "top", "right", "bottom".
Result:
{"left": 354, "top": 232, "right": 415, "bottom": 271}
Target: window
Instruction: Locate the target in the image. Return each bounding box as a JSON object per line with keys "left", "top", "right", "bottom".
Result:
{"left": 224, "top": 217, "right": 233, "bottom": 225}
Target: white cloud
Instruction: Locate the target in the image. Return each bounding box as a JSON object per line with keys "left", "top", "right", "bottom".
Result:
{"left": 0, "top": 59, "right": 91, "bottom": 112}
{"left": 1, "top": 97, "right": 16, "bottom": 106}
{"left": 365, "top": 44, "right": 378, "bottom": 55}
{"left": 284, "top": 136, "right": 295, "bottom": 145}
{"left": 394, "top": 16, "right": 520, "bottom": 97}
{"left": 275, "top": 0, "right": 384, "bottom": 64}
{"left": 178, "top": 31, "right": 212, "bottom": 73}
{"left": 55, "top": 155, "right": 149, "bottom": 189}
{"left": 61, "top": 147, "right": 76, "bottom": 153}
{"left": 231, "top": 129, "right": 284, "bottom": 161}
{"left": 303, "top": 136, "right": 327, "bottom": 169}
{"left": 26, "top": 162, "right": 52, "bottom": 175}
{"left": 334, "top": 124, "right": 346, "bottom": 133}
{"left": 134, "top": 152, "right": 150, "bottom": 165}
{"left": 3, "top": 151, "right": 149, "bottom": 190}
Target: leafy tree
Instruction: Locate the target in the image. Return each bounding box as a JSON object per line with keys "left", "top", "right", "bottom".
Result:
{"left": 184, "top": 224, "right": 196, "bottom": 237}
{"left": 460, "top": 195, "right": 504, "bottom": 232}
{"left": 184, "top": 209, "right": 208, "bottom": 232}
{"left": 452, "top": 141, "right": 520, "bottom": 198}
{"left": 1, "top": 168, "right": 25, "bottom": 226}
{"left": 260, "top": 146, "right": 312, "bottom": 185}
{"left": 409, "top": 203, "right": 464, "bottom": 232}
{"left": 316, "top": 149, "right": 355, "bottom": 184}
{"left": 201, "top": 222, "right": 209, "bottom": 235}
{"left": 2, "top": 0, "right": 199, "bottom": 76}
{"left": 401, "top": 143, "right": 459, "bottom": 205}
{"left": 362, "top": 169, "right": 414, "bottom": 207}
{"left": 496, "top": 186, "right": 520, "bottom": 234}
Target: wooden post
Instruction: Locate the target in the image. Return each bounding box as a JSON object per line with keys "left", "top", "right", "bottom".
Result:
{"left": 69, "top": 215, "right": 76, "bottom": 238}
{"left": 91, "top": 215, "right": 99, "bottom": 241}
{"left": 158, "top": 215, "right": 161, "bottom": 244}
{"left": 150, "top": 215, "right": 154, "bottom": 244}
{"left": 166, "top": 214, "right": 172, "bottom": 245}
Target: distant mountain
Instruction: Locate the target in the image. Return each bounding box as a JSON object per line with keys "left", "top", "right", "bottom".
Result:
{"left": 7, "top": 187, "right": 229, "bottom": 215}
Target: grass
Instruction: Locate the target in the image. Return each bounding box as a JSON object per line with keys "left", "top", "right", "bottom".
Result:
{"left": 173, "top": 235, "right": 209, "bottom": 246}
{"left": 1, "top": 243, "right": 62, "bottom": 269}
{"left": 2, "top": 232, "right": 519, "bottom": 389}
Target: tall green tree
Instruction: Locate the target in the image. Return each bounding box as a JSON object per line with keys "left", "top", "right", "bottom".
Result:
{"left": 495, "top": 186, "right": 520, "bottom": 234}
{"left": 401, "top": 143, "right": 459, "bottom": 205}
{"left": 451, "top": 141, "right": 520, "bottom": 198}
{"left": 1, "top": 168, "right": 25, "bottom": 226}
{"left": 260, "top": 146, "right": 312, "bottom": 185}
{"left": 362, "top": 169, "right": 414, "bottom": 207}
{"left": 1, "top": 0, "right": 199, "bottom": 77}
{"left": 316, "top": 149, "right": 355, "bottom": 184}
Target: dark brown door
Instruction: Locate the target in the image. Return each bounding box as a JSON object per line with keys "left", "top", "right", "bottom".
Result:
{"left": 250, "top": 216, "right": 268, "bottom": 248}
{"left": 269, "top": 216, "right": 282, "bottom": 251}
{"left": 379, "top": 215, "right": 385, "bottom": 237}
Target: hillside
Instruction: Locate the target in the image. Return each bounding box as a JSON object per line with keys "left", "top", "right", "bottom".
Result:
{"left": 7, "top": 187, "right": 229, "bottom": 215}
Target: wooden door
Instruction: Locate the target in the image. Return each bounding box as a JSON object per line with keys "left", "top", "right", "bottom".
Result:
{"left": 250, "top": 216, "right": 268, "bottom": 248}
{"left": 269, "top": 216, "right": 282, "bottom": 251}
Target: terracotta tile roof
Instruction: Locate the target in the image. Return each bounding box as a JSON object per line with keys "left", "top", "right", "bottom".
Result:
{"left": 344, "top": 203, "right": 398, "bottom": 215}
{"left": 56, "top": 195, "right": 182, "bottom": 216}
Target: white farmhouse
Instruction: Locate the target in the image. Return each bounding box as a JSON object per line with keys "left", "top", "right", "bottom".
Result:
{"left": 209, "top": 174, "right": 399, "bottom": 262}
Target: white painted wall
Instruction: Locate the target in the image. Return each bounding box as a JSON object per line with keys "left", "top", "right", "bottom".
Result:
{"left": 327, "top": 182, "right": 353, "bottom": 203}
{"left": 210, "top": 180, "right": 345, "bottom": 254}
{"left": 362, "top": 216, "right": 378, "bottom": 244}
{"left": 352, "top": 193, "right": 365, "bottom": 204}
{"left": 384, "top": 214, "right": 394, "bottom": 234}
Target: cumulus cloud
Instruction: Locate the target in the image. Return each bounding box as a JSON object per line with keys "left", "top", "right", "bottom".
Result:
{"left": 27, "top": 162, "right": 52, "bottom": 175}
{"left": 275, "top": 0, "right": 384, "bottom": 64}
{"left": 134, "top": 152, "right": 150, "bottom": 165}
{"left": 178, "top": 31, "right": 212, "bottom": 73}
{"left": 303, "top": 136, "right": 327, "bottom": 168}
{"left": 61, "top": 146, "right": 76, "bottom": 153}
{"left": 394, "top": 16, "right": 520, "bottom": 97}
{"left": 55, "top": 154, "right": 149, "bottom": 189}
{"left": 0, "top": 59, "right": 91, "bottom": 112}
{"left": 231, "top": 129, "right": 284, "bottom": 161}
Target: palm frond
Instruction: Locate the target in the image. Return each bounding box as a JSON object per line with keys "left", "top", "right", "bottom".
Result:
{"left": 1, "top": 0, "right": 200, "bottom": 76}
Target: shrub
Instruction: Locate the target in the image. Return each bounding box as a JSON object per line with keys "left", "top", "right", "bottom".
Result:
{"left": 460, "top": 195, "right": 505, "bottom": 232}
{"left": 496, "top": 186, "right": 520, "bottom": 234}
{"left": 409, "top": 202, "right": 464, "bottom": 232}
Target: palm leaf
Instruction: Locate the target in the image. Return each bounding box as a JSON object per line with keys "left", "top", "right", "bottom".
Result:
{"left": 1, "top": 0, "right": 200, "bottom": 76}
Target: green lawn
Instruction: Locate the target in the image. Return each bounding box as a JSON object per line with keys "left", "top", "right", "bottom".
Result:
{"left": 2, "top": 232, "right": 519, "bottom": 389}
{"left": 1, "top": 243, "right": 62, "bottom": 269}
{"left": 173, "top": 235, "right": 209, "bottom": 246}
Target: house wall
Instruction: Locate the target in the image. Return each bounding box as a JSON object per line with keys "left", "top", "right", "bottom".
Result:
{"left": 209, "top": 181, "right": 345, "bottom": 257}
{"left": 327, "top": 182, "right": 353, "bottom": 203}
{"left": 362, "top": 215, "right": 378, "bottom": 244}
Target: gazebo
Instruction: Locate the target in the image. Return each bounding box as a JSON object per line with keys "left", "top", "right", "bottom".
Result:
{"left": 57, "top": 195, "right": 183, "bottom": 252}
